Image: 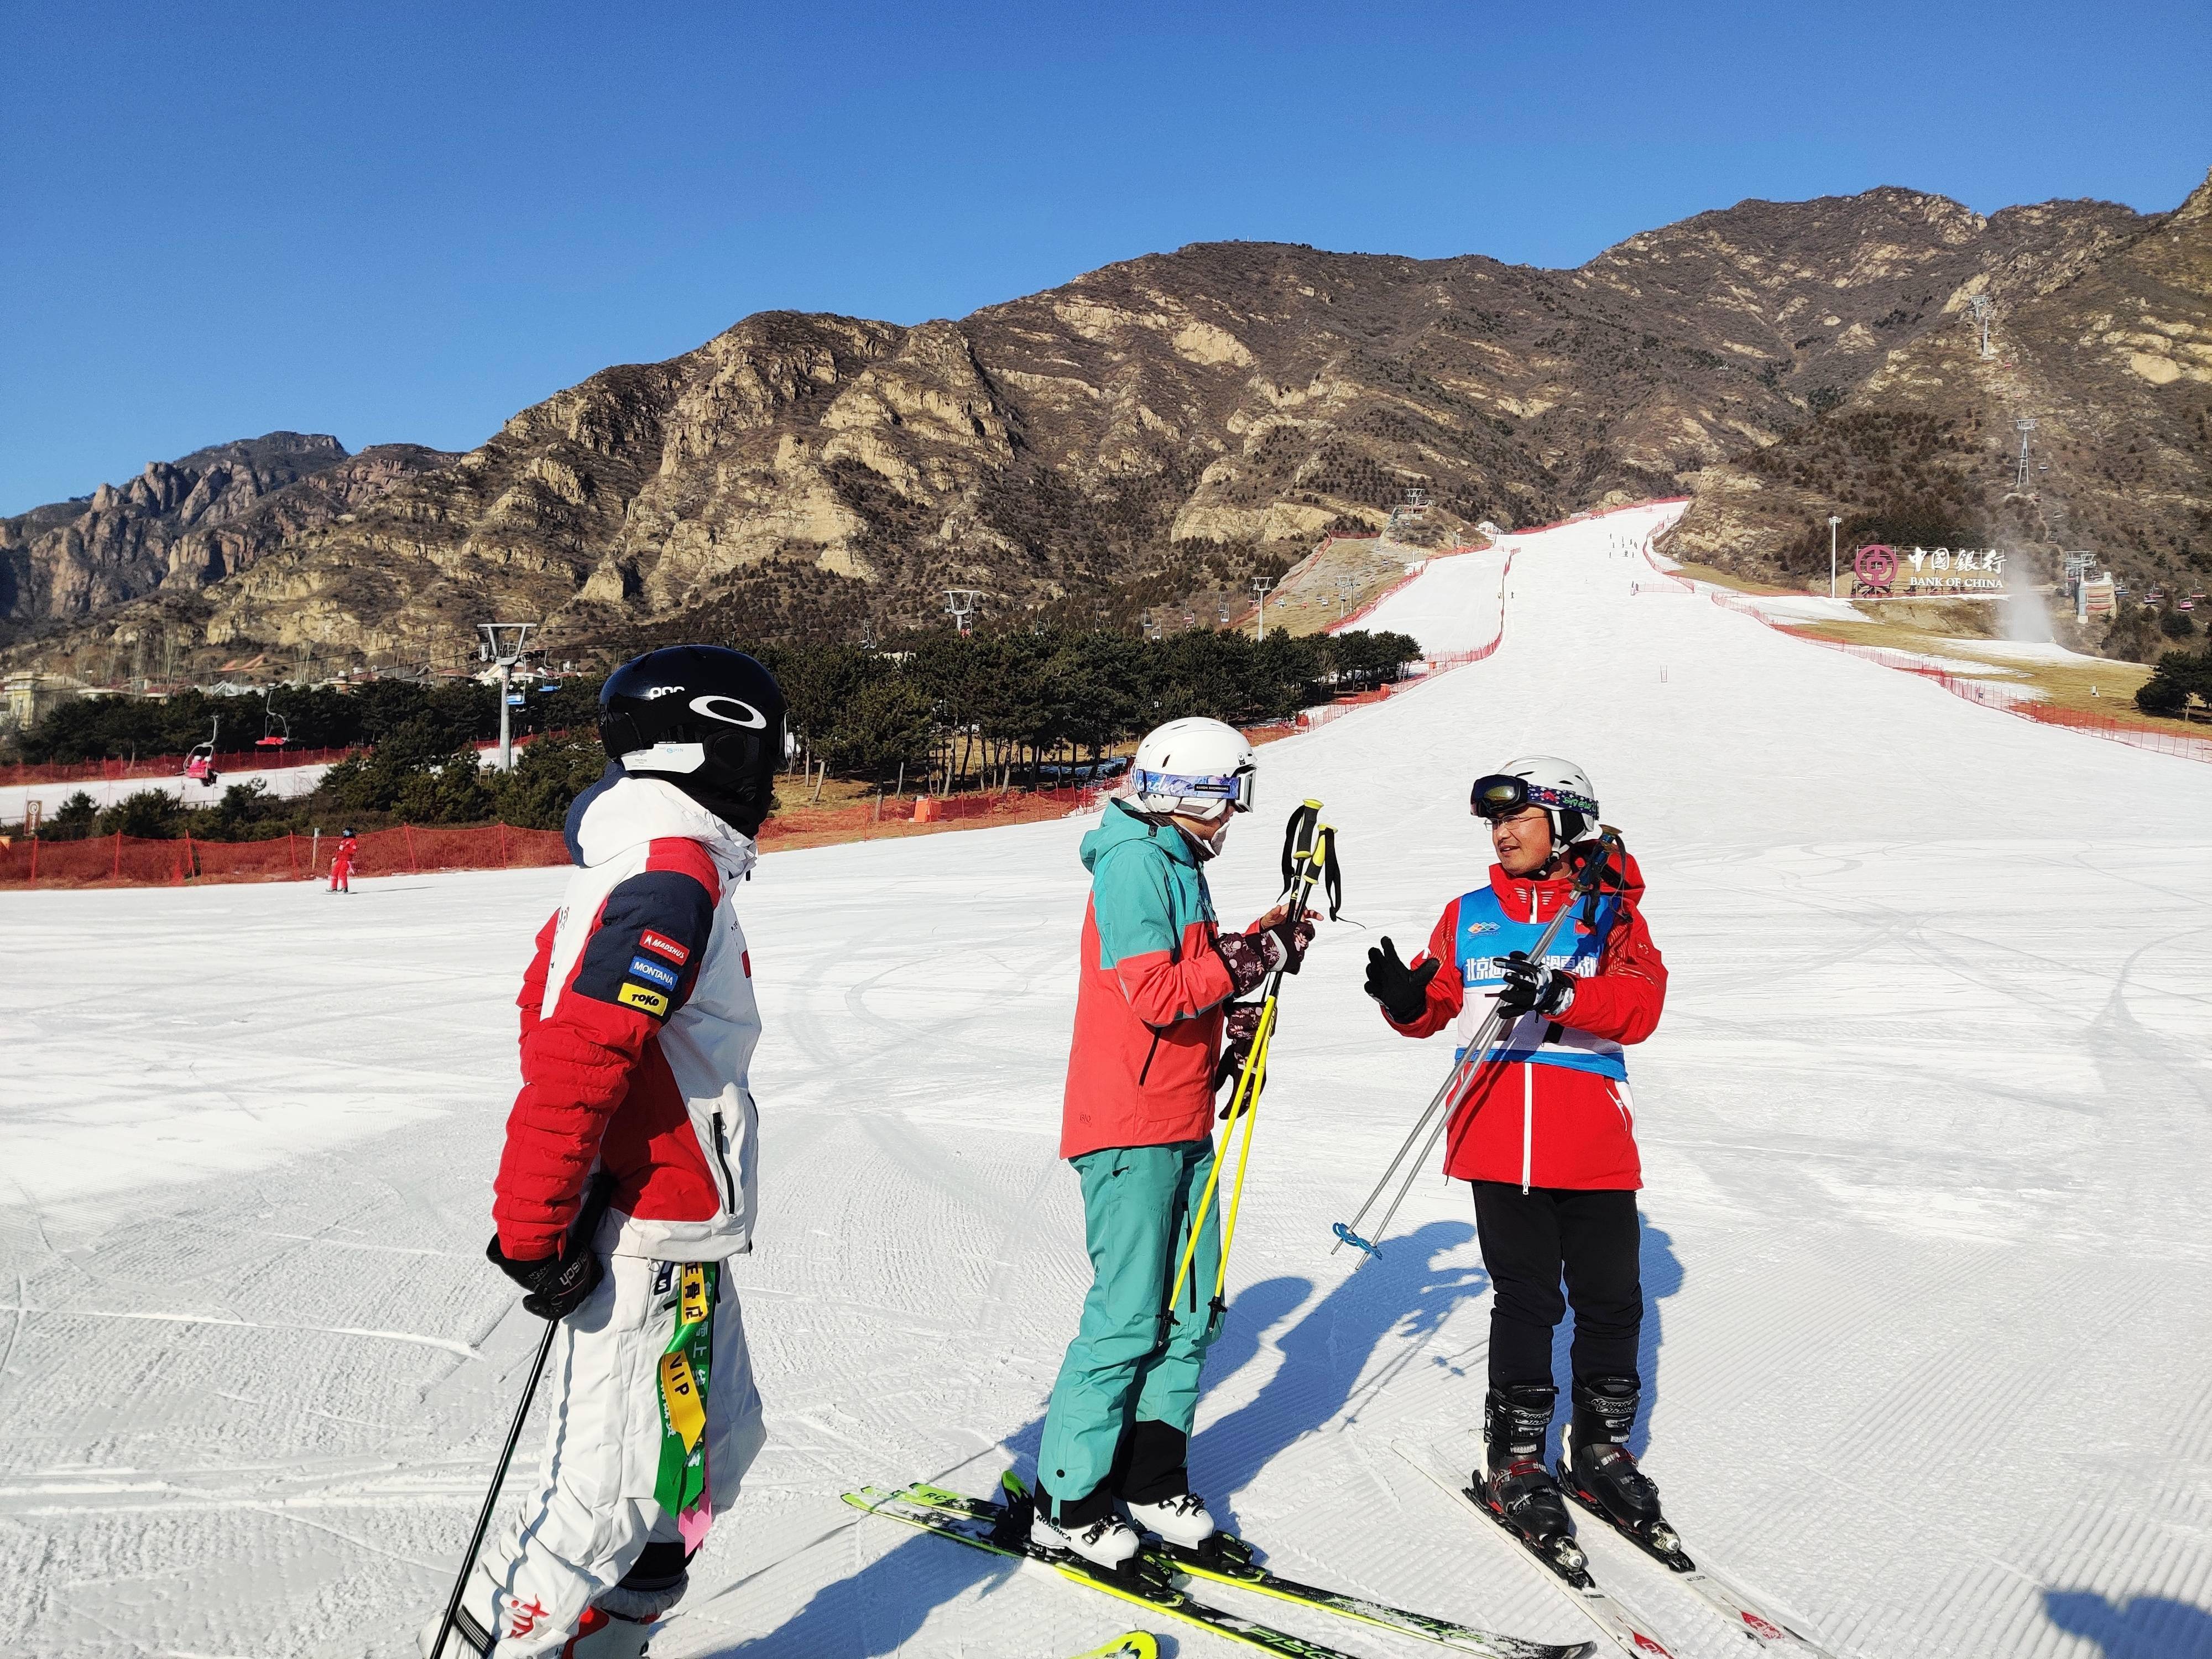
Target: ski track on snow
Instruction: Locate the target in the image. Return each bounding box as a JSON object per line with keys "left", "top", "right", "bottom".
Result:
{"left": 4, "top": 503, "right": 2211, "bottom": 1657}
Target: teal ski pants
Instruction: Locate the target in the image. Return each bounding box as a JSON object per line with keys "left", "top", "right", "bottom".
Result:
{"left": 1038, "top": 1138, "right": 1222, "bottom": 1509}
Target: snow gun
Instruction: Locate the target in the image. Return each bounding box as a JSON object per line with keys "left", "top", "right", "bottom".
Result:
{"left": 1166, "top": 799, "right": 1339, "bottom": 1326}
{"left": 1332, "top": 827, "right": 1626, "bottom": 1265}
{"left": 429, "top": 1170, "right": 615, "bottom": 1659}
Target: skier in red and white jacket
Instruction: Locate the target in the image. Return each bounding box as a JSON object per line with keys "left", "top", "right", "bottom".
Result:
{"left": 1364, "top": 756, "right": 1670, "bottom": 1562}
{"left": 425, "top": 647, "right": 786, "bottom": 1659}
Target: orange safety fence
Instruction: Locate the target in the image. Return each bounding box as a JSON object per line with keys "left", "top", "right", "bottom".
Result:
{"left": 0, "top": 787, "right": 1121, "bottom": 890}
{"left": 1, "top": 823, "right": 572, "bottom": 890}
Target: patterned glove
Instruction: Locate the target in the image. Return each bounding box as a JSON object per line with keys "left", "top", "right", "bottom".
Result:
{"left": 1493, "top": 950, "right": 1577, "bottom": 1020}
{"left": 1266, "top": 913, "right": 1318, "bottom": 975}
{"left": 1214, "top": 929, "right": 1284, "bottom": 996}
{"left": 1215, "top": 1003, "right": 1265, "bottom": 1095}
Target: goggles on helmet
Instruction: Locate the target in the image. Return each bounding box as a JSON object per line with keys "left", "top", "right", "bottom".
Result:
{"left": 1470, "top": 773, "right": 1597, "bottom": 822}
{"left": 1133, "top": 764, "right": 1256, "bottom": 815}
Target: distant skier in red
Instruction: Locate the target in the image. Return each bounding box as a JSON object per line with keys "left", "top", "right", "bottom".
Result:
{"left": 327, "top": 828, "right": 358, "bottom": 894}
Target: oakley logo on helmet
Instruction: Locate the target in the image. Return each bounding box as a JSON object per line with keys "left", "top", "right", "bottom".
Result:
{"left": 687, "top": 695, "right": 768, "bottom": 729}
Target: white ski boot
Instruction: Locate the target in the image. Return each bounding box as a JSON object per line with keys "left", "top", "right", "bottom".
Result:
{"left": 1123, "top": 1490, "right": 1218, "bottom": 1552}
{"left": 1031, "top": 1505, "right": 1143, "bottom": 1573}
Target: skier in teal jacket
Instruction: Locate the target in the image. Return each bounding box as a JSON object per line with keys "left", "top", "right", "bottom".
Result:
{"left": 1033, "top": 718, "right": 1311, "bottom": 1572}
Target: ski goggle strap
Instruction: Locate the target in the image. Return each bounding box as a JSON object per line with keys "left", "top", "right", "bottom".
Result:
{"left": 1133, "top": 765, "right": 1256, "bottom": 813}
{"left": 1470, "top": 773, "right": 1598, "bottom": 822}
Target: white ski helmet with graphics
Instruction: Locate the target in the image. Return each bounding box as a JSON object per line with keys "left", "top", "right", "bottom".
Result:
{"left": 1130, "top": 717, "right": 1256, "bottom": 822}
{"left": 1471, "top": 754, "right": 1601, "bottom": 846}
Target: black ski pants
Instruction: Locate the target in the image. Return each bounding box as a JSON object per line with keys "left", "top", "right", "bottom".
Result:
{"left": 1470, "top": 1181, "right": 1642, "bottom": 1391}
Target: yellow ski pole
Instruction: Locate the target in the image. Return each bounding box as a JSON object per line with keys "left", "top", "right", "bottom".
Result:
{"left": 1165, "top": 809, "right": 1331, "bottom": 1322}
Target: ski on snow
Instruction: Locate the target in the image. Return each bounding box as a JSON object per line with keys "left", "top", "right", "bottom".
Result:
{"left": 1555, "top": 1478, "right": 1839, "bottom": 1656}
{"left": 844, "top": 1484, "right": 1369, "bottom": 1659}
{"left": 1393, "top": 1442, "right": 1685, "bottom": 1659}
{"left": 893, "top": 1475, "right": 1595, "bottom": 1659}
{"left": 1061, "top": 1636, "right": 1157, "bottom": 1659}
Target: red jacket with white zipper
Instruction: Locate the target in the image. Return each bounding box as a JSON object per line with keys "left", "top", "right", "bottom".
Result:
{"left": 1382, "top": 855, "right": 1666, "bottom": 1190}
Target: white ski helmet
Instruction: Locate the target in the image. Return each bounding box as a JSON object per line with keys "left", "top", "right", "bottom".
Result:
{"left": 1470, "top": 755, "right": 1601, "bottom": 846}
{"left": 1130, "top": 717, "right": 1256, "bottom": 823}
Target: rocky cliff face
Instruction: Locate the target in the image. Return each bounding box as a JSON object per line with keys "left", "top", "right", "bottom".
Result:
{"left": 0, "top": 433, "right": 453, "bottom": 643}
{"left": 1671, "top": 171, "right": 2212, "bottom": 594}
{"left": 11, "top": 177, "right": 2199, "bottom": 679}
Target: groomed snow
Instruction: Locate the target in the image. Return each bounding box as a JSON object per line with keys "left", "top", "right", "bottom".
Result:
{"left": 4, "top": 507, "right": 2210, "bottom": 1659}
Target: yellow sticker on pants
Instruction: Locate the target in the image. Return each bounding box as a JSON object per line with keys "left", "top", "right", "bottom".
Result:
{"left": 658, "top": 1350, "right": 706, "bottom": 1452}
{"left": 679, "top": 1262, "right": 709, "bottom": 1326}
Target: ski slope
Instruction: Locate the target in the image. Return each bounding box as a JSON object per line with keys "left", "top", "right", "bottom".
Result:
{"left": 0, "top": 757, "right": 334, "bottom": 823}
{"left": 4, "top": 505, "right": 2211, "bottom": 1659}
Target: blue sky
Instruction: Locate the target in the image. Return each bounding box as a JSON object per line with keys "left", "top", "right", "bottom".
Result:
{"left": 3, "top": 0, "right": 2205, "bottom": 514}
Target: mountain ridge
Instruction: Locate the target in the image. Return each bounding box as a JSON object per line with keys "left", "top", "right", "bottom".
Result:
{"left": 7, "top": 173, "right": 2203, "bottom": 679}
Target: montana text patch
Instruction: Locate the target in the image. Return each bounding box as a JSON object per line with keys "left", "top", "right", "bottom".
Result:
{"left": 618, "top": 983, "right": 671, "bottom": 1016}
{"left": 639, "top": 930, "right": 690, "bottom": 966}
{"left": 627, "top": 954, "right": 679, "bottom": 990}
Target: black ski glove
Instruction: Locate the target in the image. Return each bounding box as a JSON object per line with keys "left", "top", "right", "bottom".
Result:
{"left": 1214, "top": 930, "right": 1285, "bottom": 997}
{"left": 1365, "top": 936, "right": 1438, "bottom": 1024}
{"left": 487, "top": 1233, "right": 603, "bottom": 1321}
{"left": 1214, "top": 1003, "right": 1264, "bottom": 1097}
{"left": 1493, "top": 950, "right": 1576, "bottom": 1020}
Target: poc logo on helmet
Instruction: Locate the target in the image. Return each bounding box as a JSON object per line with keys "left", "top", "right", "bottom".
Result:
{"left": 640, "top": 684, "right": 686, "bottom": 700}
{"left": 688, "top": 695, "right": 768, "bottom": 729}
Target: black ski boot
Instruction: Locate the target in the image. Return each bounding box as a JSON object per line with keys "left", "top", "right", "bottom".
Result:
{"left": 1559, "top": 1375, "right": 1684, "bottom": 1563}
{"left": 1480, "top": 1384, "right": 1582, "bottom": 1571}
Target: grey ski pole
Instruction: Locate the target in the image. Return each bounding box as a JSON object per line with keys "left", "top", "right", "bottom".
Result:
{"left": 429, "top": 1172, "right": 614, "bottom": 1658}
{"left": 1333, "top": 832, "right": 1621, "bottom": 1261}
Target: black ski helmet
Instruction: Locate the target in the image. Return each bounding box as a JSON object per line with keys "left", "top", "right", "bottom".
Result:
{"left": 598, "top": 646, "right": 789, "bottom": 837}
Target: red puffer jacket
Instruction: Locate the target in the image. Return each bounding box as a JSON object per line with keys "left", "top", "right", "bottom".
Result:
{"left": 492, "top": 767, "right": 763, "bottom": 1262}
{"left": 1383, "top": 855, "right": 1666, "bottom": 1190}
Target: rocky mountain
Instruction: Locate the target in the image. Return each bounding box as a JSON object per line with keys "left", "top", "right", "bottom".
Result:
{"left": 0, "top": 433, "right": 454, "bottom": 646}
{"left": 1671, "top": 171, "right": 2212, "bottom": 599}
{"left": 8, "top": 174, "right": 2204, "bottom": 681}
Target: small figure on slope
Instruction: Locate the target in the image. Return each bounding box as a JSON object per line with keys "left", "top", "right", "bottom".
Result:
{"left": 1033, "top": 718, "right": 1312, "bottom": 1574}
{"left": 422, "top": 647, "right": 785, "bottom": 1659}
{"left": 327, "top": 827, "right": 358, "bottom": 894}
{"left": 1363, "top": 757, "right": 1671, "bottom": 1560}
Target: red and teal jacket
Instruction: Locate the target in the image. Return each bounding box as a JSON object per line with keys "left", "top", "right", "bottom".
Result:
{"left": 1060, "top": 800, "right": 1253, "bottom": 1160}
{"left": 1382, "top": 854, "right": 1666, "bottom": 1191}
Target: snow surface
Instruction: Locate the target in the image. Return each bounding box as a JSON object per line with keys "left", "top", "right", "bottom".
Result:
{"left": 5, "top": 507, "right": 2211, "bottom": 1659}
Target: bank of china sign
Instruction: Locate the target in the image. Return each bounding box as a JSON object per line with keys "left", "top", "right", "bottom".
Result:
{"left": 1854, "top": 545, "right": 2008, "bottom": 595}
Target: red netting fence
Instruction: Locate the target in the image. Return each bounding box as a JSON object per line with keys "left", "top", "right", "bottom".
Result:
{"left": 0, "top": 823, "right": 575, "bottom": 890}
{"left": 0, "top": 785, "right": 1123, "bottom": 890}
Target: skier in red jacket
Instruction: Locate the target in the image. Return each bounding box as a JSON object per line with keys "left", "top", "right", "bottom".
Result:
{"left": 1364, "top": 755, "right": 1670, "bottom": 1562}
{"left": 327, "top": 828, "right": 358, "bottom": 894}
{"left": 425, "top": 647, "right": 785, "bottom": 1659}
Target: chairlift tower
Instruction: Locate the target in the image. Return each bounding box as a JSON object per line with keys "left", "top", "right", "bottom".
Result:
{"left": 477, "top": 622, "right": 535, "bottom": 771}
{"left": 1968, "top": 294, "right": 1995, "bottom": 359}
{"left": 1249, "top": 576, "right": 1276, "bottom": 643}
{"left": 945, "top": 588, "right": 982, "bottom": 636}
{"left": 2013, "top": 419, "right": 2037, "bottom": 493}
